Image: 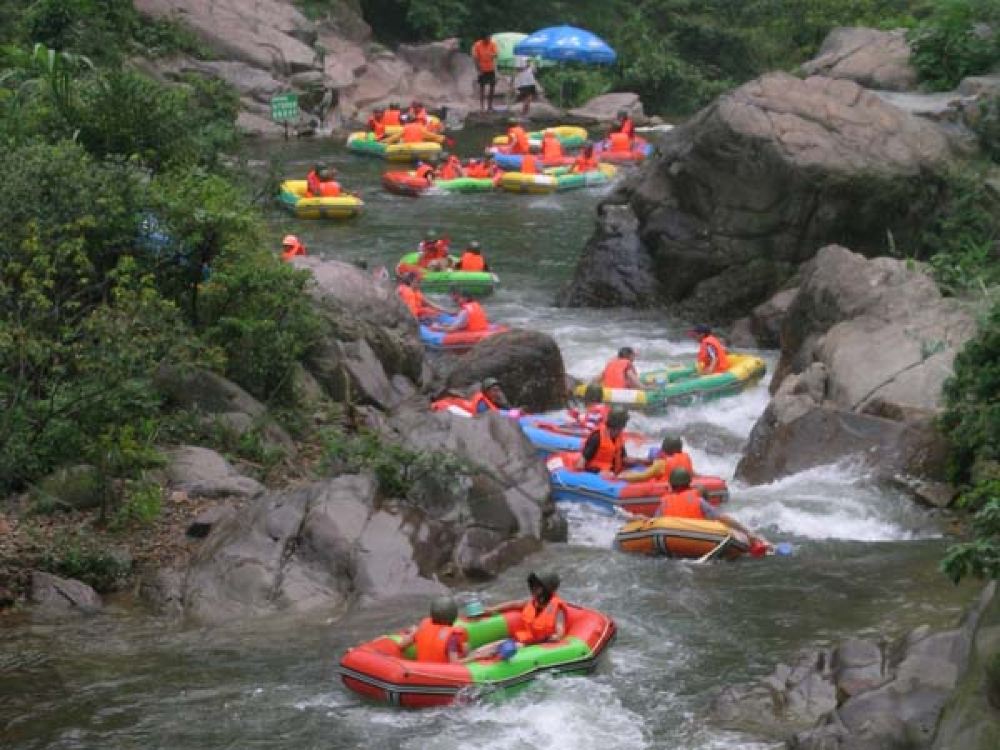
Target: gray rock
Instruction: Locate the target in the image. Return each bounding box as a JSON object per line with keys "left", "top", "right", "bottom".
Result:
{"left": 31, "top": 465, "right": 102, "bottom": 512}
{"left": 801, "top": 27, "right": 918, "bottom": 91}
{"left": 140, "top": 567, "right": 185, "bottom": 618}
{"left": 165, "top": 446, "right": 263, "bottom": 499}
{"left": 569, "top": 92, "right": 646, "bottom": 124}
{"left": 561, "top": 74, "right": 954, "bottom": 321}
{"left": 186, "top": 504, "right": 236, "bottom": 538}
{"left": 154, "top": 364, "right": 265, "bottom": 417}
{"left": 442, "top": 329, "right": 568, "bottom": 412}
{"left": 30, "top": 571, "right": 102, "bottom": 616}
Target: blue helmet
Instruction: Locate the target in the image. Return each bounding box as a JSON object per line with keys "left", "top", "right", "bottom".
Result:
{"left": 498, "top": 638, "right": 518, "bottom": 661}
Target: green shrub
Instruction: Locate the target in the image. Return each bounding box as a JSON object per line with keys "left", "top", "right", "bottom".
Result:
{"left": 109, "top": 480, "right": 163, "bottom": 530}
{"left": 37, "top": 529, "right": 131, "bottom": 592}
{"left": 910, "top": 0, "right": 1000, "bottom": 90}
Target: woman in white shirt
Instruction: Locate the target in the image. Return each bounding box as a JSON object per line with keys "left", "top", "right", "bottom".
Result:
{"left": 514, "top": 62, "right": 540, "bottom": 115}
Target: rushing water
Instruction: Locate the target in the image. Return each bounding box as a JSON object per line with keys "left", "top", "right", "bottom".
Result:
{"left": 0, "top": 130, "right": 977, "bottom": 750}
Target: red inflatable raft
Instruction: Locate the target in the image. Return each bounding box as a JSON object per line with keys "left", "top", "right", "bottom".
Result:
{"left": 338, "top": 602, "right": 616, "bottom": 708}
{"left": 382, "top": 170, "right": 430, "bottom": 196}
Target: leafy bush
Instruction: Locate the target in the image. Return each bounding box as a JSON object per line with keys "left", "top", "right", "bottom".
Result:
{"left": 37, "top": 529, "right": 131, "bottom": 592}
{"left": 910, "top": 0, "right": 1000, "bottom": 90}
{"left": 109, "top": 481, "right": 163, "bottom": 530}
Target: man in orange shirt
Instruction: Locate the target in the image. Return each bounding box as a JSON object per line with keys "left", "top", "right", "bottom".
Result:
{"left": 471, "top": 32, "right": 499, "bottom": 112}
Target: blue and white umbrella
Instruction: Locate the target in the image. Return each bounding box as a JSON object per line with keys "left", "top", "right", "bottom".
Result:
{"left": 513, "top": 25, "right": 616, "bottom": 64}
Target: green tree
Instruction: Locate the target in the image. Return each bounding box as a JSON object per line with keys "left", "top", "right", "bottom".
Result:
{"left": 910, "top": 0, "right": 1000, "bottom": 89}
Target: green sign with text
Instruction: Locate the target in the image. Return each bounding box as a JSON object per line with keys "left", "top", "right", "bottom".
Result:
{"left": 270, "top": 93, "right": 299, "bottom": 122}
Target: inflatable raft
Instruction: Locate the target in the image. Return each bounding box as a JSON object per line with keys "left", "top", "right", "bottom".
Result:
{"left": 614, "top": 517, "right": 750, "bottom": 560}
{"left": 596, "top": 137, "right": 653, "bottom": 165}
{"left": 420, "top": 312, "right": 508, "bottom": 353}
{"left": 493, "top": 152, "right": 575, "bottom": 171}
{"left": 546, "top": 453, "right": 729, "bottom": 516}
{"left": 382, "top": 171, "right": 496, "bottom": 197}
{"left": 338, "top": 602, "right": 616, "bottom": 707}
{"left": 347, "top": 132, "right": 442, "bottom": 163}
{"left": 549, "top": 164, "right": 617, "bottom": 192}
{"left": 491, "top": 125, "right": 589, "bottom": 152}
{"left": 397, "top": 252, "right": 498, "bottom": 296}
{"left": 518, "top": 414, "right": 647, "bottom": 456}
{"left": 383, "top": 115, "right": 442, "bottom": 136}
{"left": 572, "top": 353, "right": 767, "bottom": 410}
{"left": 277, "top": 180, "right": 363, "bottom": 220}
{"left": 498, "top": 171, "right": 558, "bottom": 194}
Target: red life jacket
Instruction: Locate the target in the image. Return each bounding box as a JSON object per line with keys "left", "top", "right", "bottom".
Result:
{"left": 585, "top": 426, "right": 625, "bottom": 473}
{"left": 306, "top": 170, "right": 323, "bottom": 197}
{"left": 697, "top": 335, "right": 730, "bottom": 373}
{"left": 384, "top": 109, "right": 401, "bottom": 126}
{"left": 609, "top": 132, "right": 631, "bottom": 153}
{"left": 614, "top": 117, "right": 635, "bottom": 137}
{"left": 408, "top": 106, "right": 428, "bottom": 124}
{"left": 541, "top": 134, "right": 562, "bottom": 159}
{"left": 418, "top": 240, "right": 448, "bottom": 267}
{"left": 509, "top": 126, "right": 530, "bottom": 154}
{"left": 573, "top": 154, "right": 599, "bottom": 173}
{"left": 521, "top": 154, "right": 538, "bottom": 174}
{"left": 397, "top": 284, "right": 420, "bottom": 316}
{"left": 281, "top": 240, "right": 306, "bottom": 262}
{"left": 658, "top": 488, "right": 705, "bottom": 519}
{"left": 415, "top": 163, "right": 434, "bottom": 180}
{"left": 368, "top": 116, "right": 386, "bottom": 139}
{"left": 601, "top": 357, "right": 632, "bottom": 388}
{"left": 462, "top": 301, "right": 488, "bottom": 332}
{"left": 438, "top": 157, "right": 462, "bottom": 180}
{"left": 464, "top": 161, "right": 489, "bottom": 178}
{"left": 319, "top": 181, "right": 341, "bottom": 197}
{"left": 402, "top": 122, "right": 425, "bottom": 143}
{"left": 413, "top": 617, "right": 467, "bottom": 663}
{"left": 514, "top": 594, "right": 567, "bottom": 644}
{"left": 459, "top": 252, "right": 485, "bottom": 271}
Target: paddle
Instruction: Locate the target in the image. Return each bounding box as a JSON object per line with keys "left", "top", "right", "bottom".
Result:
{"left": 694, "top": 535, "right": 734, "bottom": 564}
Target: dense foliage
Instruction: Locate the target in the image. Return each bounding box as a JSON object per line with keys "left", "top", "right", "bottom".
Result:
{"left": 0, "top": 9, "right": 320, "bottom": 504}
{"left": 909, "top": 0, "right": 1000, "bottom": 89}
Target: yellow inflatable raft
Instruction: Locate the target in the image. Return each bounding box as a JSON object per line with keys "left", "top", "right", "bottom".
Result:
{"left": 278, "top": 180, "right": 364, "bottom": 220}
{"left": 498, "top": 172, "right": 559, "bottom": 195}
{"left": 347, "top": 132, "right": 442, "bottom": 163}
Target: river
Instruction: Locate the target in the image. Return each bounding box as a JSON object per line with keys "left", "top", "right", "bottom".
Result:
{"left": 0, "top": 128, "right": 977, "bottom": 750}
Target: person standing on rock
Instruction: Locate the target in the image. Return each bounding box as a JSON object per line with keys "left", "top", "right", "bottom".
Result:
{"left": 691, "top": 324, "right": 730, "bottom": 374}
{"left": 472, "top": 32, "right": 499, "bottom": 112}
{"left": 514, "top": 61, "right": 539, "bottom": 115}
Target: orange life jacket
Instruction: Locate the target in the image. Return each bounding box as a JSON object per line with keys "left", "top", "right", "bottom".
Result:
{"left": 469, "top": 390, "right": 499, "bottom": 412}
{"left": 509, "top": 126, "right": 530, "bottom": 154}
{"left": 384, "top": 109, "right": 402, "bottom": 126}
{"left": 585, "top": 425, "right": 625, "bottom": 473}
{"left": 515, "top": 594, "right": 567, "bottom": 644}
{"left": 459, "top": 252, "right": 485, "bottom": 271}
{"left": 418, "top": 240, "right": 448, "bottom": 267}
{"left": 438, "top": 157, "right": 462, "bottom": 180}
{"left": 402, "top": 122, "right": 425, "bottom": 143}
{"left": 461, "top": 300, "right": 488, "bottom": 332}
{"left": 281, "top": 241, "right": 306, "bottom": 262}
{"left": 697, "top": 335, "right": 730, "bottom": 373}
{"left": 408, "top": 106, "right": 428, "bottom": 124}
{"left": 415, "top": 163, "right": 434, "bottom": 180}
{"left": 472, "top": 39, "right": 497, "bottom": 73}
{"left": 541, "top": 134, "right": 562, "bottom": 159}
{"left": 614, "top": 117, "right": 635, "bottom": 137}
{"left": 413, "top": 617, "right": 468, "bottom": 663}
{"left": 397, "top": 284, "right": 420, "bottom": 316}
{"left": 573, "top": 154, "right": 599, "bottom": 173}
{"left": 601, "top": 357, "right": 632, "bottom": 388}
{"left": 306, "top": 170, "right": 322, "bottom": 197}
{"left": 609, "top": 132, "right": 631, "bottom": 153}
{"left": 464, "top": 161, "right": 489, "bottom": 178}
{"left": 319, "top": 181, "right": 341, "bottom": 197}
{"left": 658, "top": 488, "right": 705, "bottom": 519}
{"left": 520, "top": 154, "right": 538, "bottom": 174}
{"left": 663, "top": 451, "right": 695, "bottom": 480}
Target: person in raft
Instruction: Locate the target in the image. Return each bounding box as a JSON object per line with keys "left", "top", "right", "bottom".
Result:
{"left": 458, "top": 241, "right": 489, "bottom": 272}
{"left": 306, "top": 164, "right": 342, "bottom": 197}
{"left": 570, "top": 143, "right": 600, "bottom": 173}
{"left": 396, "top": 272, "right": 444, "bottom": 320}
{"left": 691, "top": 324, "right": 730, "bottom": 374}
{"left": 382, "top": 120, "right": 445, "bottom": 145}
{"left": 609, "top": 108, "right": 635, "bottom": 139}
{"left": 659, "top": 468, "right": 770, "bottom": 550}
{"left": 383, "top": 102, "right": 403, "bottom": 127}
{"left": 514, "top": 61, "right": 540, "bottom": 115}
{"left": 619, "top": 435, "right": 694, "bottom": 483}
{"left": 435, "top": 290, "right": 489, "bottom": 332}
{"left": 366, "top": 107, "right": 387, "bottom": 140}
{"left": 505, "top": 120, "right": 532, "bottom": 154}
{"left": 576, "top": 407, "right": 632, "bottom": 475}
{"left": 397, "top": 596, "right": 468, "bottom": 663}
{"left": 567, "top": 383, "right": 610, "bottom": 430}
{"left": 470, "top": 376, "right": 513, "bottom": 414}
{"left": 465, "top": 571, "right": 568, "bottom": 661}
{"left": 435, "top": 153, "right": 465, "bottom": 180}
{"left": 417, "top": 229, "right": 451, "bottom": 270}
{"left": 471, "top": 32, "right": 499, "bottom": 112}
{"left": 600, "top": 346, "right": 645, "bottom": 390}
{"left": 540, "top": 129, "right": 563, "bottom": 160}
{"left": 280, "top": 234, "right": 306, "bottom": 262}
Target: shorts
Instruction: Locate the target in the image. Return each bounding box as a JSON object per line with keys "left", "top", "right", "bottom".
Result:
{"left": 477, "top": 70, "right": 497, "bottom": 87}
{"left": 517, "top": 85, "right": 537, "bottom": 100}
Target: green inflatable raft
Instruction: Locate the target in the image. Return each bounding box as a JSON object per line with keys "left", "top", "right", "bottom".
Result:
{"left": 547, "top": 164, "right": 618, "bottom": 192}
{"left": 396, "top": 251, "right": 498, "bottom": 296}
{"left": 573, "top": 353, "right": 767, "bottom": 410}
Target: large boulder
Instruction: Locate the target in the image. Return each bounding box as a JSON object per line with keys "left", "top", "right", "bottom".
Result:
{"left": 164, "top": 446, "right": 263, "bottom": 499}
{"left": 442, "top": 329, "right": 568, "bottom": 412}
{"left": 293, "top": 257, "right": 424, "bottom": 409}
{"left": 800, "top": 27, "right": 918, "bottom": 92}
{"left": 569, "top": 92, "right": 646, "bottom": 124}
{"left": 560, "top": 73, "right": 953, "bottom": 322}
{"left": 736, "top": 246, "right": 977, "bottom": 485}
{"left": 714, "top": 584, "right": 999, "bottom": 750}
